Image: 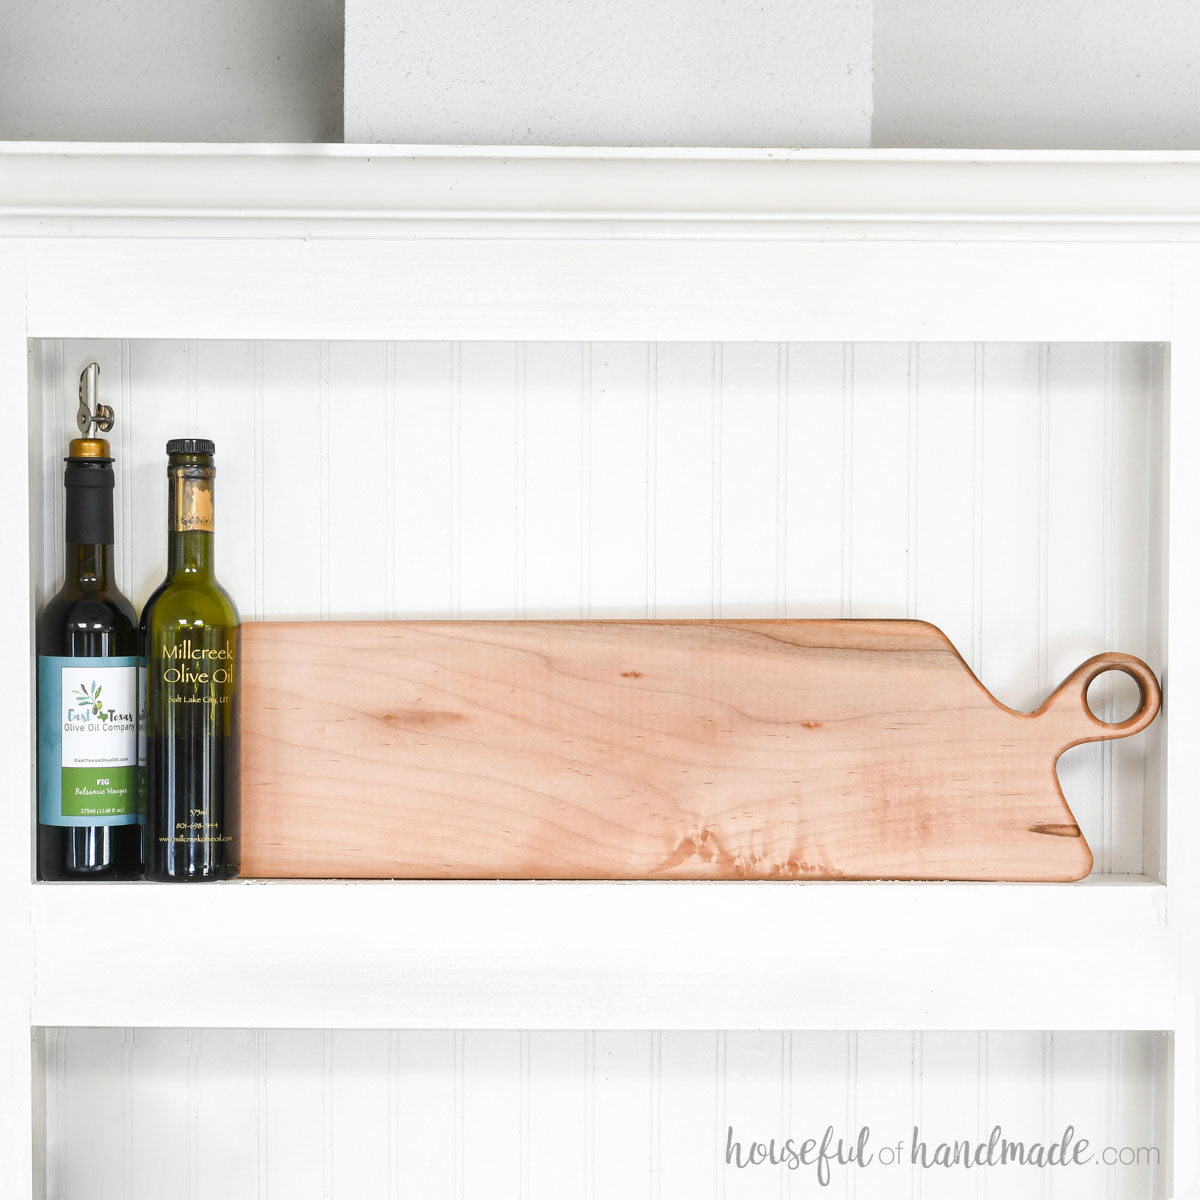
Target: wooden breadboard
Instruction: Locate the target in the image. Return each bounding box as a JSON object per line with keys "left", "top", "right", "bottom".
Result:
{"left": 239, "top": 619, "right": 1160, "bottom": 881}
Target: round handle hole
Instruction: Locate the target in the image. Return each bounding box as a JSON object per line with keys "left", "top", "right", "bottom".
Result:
{"left": 1085, "top": 667, "right": 1144, "bottom": 726}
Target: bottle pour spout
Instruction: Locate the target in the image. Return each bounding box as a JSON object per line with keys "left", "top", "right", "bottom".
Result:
{"left": 77, "top": 362, "right": 114, "bottom": 436}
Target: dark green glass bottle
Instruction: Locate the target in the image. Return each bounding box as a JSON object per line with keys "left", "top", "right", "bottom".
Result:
{"left": 142, "top": 439, "right": 240, "bottom": 881}
{"left": 37, "top": 431, "right": 142, "bottom": 880}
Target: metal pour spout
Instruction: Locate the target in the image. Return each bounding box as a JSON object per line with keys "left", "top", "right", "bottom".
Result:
{"left": 77, "top": 362, "right": 114, "bottom": 436}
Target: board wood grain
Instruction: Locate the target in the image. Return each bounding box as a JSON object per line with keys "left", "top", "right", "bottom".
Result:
{"left": 240, "top": 619, "right": 1160, "bottom": 881}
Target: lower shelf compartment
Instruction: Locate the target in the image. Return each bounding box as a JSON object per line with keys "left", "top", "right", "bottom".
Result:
{"left": 35, "top": 1027, "right": 1172, "bottom": 1200}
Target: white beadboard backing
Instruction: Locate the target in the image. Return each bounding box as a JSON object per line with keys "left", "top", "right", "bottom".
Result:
{"left": 36, "top": 339, "right": 1167, "bottom": 879}
{"left": 35, "top": 1027, "right": 1171, "bottom": 1200}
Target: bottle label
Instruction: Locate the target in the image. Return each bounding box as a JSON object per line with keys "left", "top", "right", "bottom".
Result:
{"left": 150, "top": 626, "right": 238, "bottom": 859}
{"left": 38, "top": 656, "right": 140, "bottom": 827}
{"left": 172, "top": 474, "right": 214, "bottom": 532}
{"left": 157, "top": 632, "right": 237, "bottom": 704}
{"left": 137, "top": 662, "right": 148, "bottom": 823}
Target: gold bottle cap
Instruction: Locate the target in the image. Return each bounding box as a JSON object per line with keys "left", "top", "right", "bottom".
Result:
{"left": 68, "top": 436, "right": 112, "bottom": 459}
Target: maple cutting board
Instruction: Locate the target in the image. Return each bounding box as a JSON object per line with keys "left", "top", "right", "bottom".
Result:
{"left": 239, "top": 619, "right": 1160, "bottom": 881}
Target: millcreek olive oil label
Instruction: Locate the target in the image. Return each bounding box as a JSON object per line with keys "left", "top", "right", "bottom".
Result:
{"left": 157, "top": 633, "right": 237, "bottom": 703}
{"left": 38, "top": 655, "right": 140, "bottom": 826}
{"left": 150, "top": 627, "right": 238, "bottom": 854}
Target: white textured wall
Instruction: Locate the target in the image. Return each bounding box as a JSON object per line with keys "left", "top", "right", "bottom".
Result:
{"left": 0, "top": 0, "right": 343, "bottom": 141}
{"left": 344, "top": 0, "right": 1200, "bottom": 149}
{"left": 37, "top": 1028, "right": 1171, "bottom": 1200}
{"left": 872, "top": 0, "right": 1200, "bottom": 149}
{"left": 343, "top": 0, "right": 873, "bottom": 146}
{"left": 4, "top": 1, "right": 1200, "bottom": 148}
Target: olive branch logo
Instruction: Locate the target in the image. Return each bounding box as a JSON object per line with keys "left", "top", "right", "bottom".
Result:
{"left": 74, "top": 680, "right": 109, "bottom": 721}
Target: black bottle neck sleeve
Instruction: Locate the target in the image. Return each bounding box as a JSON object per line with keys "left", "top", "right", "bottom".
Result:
{"left": 65, "top": 461, "right": 115, "bottom": 545}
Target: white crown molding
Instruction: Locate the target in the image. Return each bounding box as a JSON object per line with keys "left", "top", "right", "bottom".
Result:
{"left": 4, "top": 143, "right": 1200, "bottom": 239}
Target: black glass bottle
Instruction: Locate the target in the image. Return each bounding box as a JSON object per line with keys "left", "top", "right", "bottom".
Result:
{"left": 37, "top": 429, "right": 142, "bottom": 880}
{"left": 142, "top": 439, "right": 240, "bottom": 881}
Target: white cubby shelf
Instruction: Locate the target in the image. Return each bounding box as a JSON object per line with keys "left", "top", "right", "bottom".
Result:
{"left": 28, "top": 879, "right": 1174, "bottom": 1031}
{"left": 4, "top": 146, "right": 1200, "bottom": 1198}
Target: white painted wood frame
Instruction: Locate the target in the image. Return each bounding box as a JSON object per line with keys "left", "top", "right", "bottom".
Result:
{"left": 1, "top": 145, "right": 1198, "bottom": 1197}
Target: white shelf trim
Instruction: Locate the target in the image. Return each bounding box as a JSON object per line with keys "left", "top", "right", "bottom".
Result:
{"left": 5, "top": 144, "right": 1200, "bottom": 239}
{"left": 28, "top": 879, "right": 1177, "bottom": 1031}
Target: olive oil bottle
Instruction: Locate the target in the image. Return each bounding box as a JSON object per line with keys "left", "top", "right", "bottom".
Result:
{"left": 37, "top": 365, "right": 142, "bottom": 879}
{"left": 142, "top": 439, "right": 240, "bottom": 881}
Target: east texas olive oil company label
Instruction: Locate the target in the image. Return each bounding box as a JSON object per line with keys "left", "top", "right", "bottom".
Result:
{"left": 38, "top": 655, "right": 140, "bottom": 826}
{"left": 137, "top": 661, "right": 148, "bottom": 824}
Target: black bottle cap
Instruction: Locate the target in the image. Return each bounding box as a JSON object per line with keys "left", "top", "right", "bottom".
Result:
{"left": 167, "top": 438, "right": 215, "bottom": 455}
{"left": 64, "top": 452, "right": 116, "bottom": 544}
